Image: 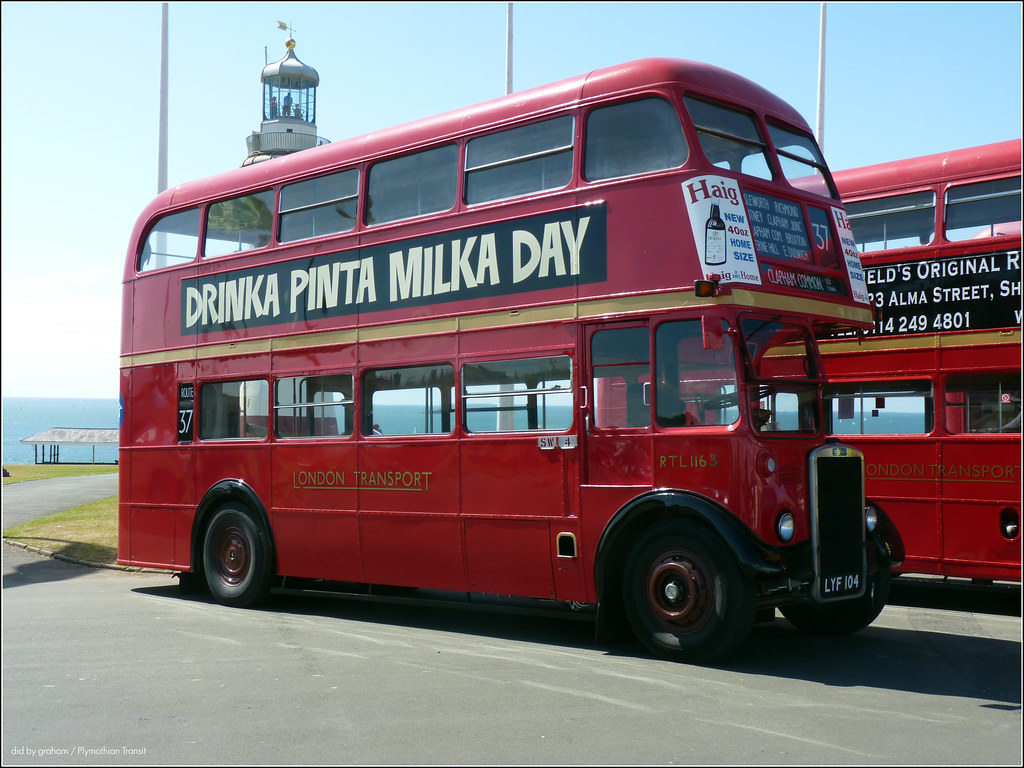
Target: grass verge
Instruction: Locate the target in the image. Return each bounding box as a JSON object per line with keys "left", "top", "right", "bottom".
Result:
{"left": 3, "top": 464, "right": 118, "bottom": 485}
{"left": 3, "top": 495, "right": 118, "bottom": 565}
{"left": 3, "top": 464, "right": 120, "bottom": 565}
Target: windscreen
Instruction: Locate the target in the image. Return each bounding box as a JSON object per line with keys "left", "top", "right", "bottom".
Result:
{"left": 741, "top": 317, "right": 821, "bottom": 381}
{"left": 767, "top": 122, "right": 838, "bottom": 199}
{"left": 740, "top": 317, "right": 821, "bottom": 434}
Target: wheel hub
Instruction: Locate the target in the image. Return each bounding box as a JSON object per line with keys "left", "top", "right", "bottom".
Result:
{"left": 647, "top": 552, "right": 713, "bottom": 632}
{"left": 216, "top": 527, "right": 250, "bottom": 585}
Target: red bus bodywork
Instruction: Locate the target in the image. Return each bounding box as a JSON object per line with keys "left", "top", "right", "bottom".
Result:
{"left": 822, "top": 140, "right": 1022, "bottom": 582}
{"left": 119, "top": 58, "right": 886, "bottom": 662}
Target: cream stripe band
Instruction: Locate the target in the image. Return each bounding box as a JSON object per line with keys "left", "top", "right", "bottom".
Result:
{"left": 121, "top": 288, "right": 875, "bottom": 368}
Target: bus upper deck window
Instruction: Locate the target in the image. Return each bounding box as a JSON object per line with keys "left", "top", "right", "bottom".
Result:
{"left": 139, "top": 208, "right": 200, "bottom": 273}
{"left": 684, "top": 96, "right": 772, "bottom": 180}
{"left": 466, "top": 117, "right": 574, "bottom": 204}
{"left": 279, "top": 169, "right": 359, "bottom": 243}
{"left": 944, "top": 176, "right": 1022, "bottom": 242}
{"left": 584, "top": 98, "right": 687, "bottom": 182}
{"left": 767, "top": 122, "right": 838, "bottom": 199}
{"left": 366, "top": 145, "right": 458, "bottom": 225}
{"left": 205, "top": 190, "right": 275, "bottom": 258}
{"left": 844, "top": 192, "right": 936, "bottom": 252}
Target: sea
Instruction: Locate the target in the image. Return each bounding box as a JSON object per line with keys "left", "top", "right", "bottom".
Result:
{"left": 3, "top": 397, "right": 120, "bottom": 465}
{"left": 1, "top": 396, "right": 925, "bottom": 466}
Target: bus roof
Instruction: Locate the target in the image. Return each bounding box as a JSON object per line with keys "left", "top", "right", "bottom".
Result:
{"left": 152, "top": 58, "right": 810, "bottom": 213}
{"left": 832, "top": 139, "right": 1022, "bottom": 200}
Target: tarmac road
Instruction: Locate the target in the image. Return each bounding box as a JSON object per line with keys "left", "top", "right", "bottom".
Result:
{"left": 2, "top": 476, "right": 1021, "bottom": 765}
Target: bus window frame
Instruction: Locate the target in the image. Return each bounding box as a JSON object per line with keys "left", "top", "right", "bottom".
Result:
{"left": 364, "top": 143, "right": 459, "bottom": 227}
{"left": 824, "top": 379, "right": 935, "bottom": 437}
{"left": 361, "top": 363, "right": 457, "bottom": 437}
{"left": 203, "top": 188, "right": 277, "bottom": 259}
{"left": 766, "top": 120, "right": 840, "bottom": 200}
{"left": 581, "top": 95, "right": 688, "bottom": 183}
{"left": 278, "top": 168, "right": 361, "bottom": 244}
{"left": 738, "top": 314, "right": 822, "bottom": 435}
{"left": 739, "top": 314, "right": 823, "bottom": 384}
{"left": 464, "top": 115, "right": 576, "bottom": 206}
{"left": 137, "top": 207, "right": 202, "bottom": 274}
{"left": 588, "top": 324, "right": 653, "bottom": 431}
{"left": 273, "top": 372, "right": 356, "bottom": 439}
{"left": 654, "top": 317, "right": 741, "bottom": 429}
{"left": 460, "top": 353, "right": 575, "bottom": 434}
{"left": 683, "top": 94, "right": 774, "bottom": 181}
{"left": 197, "top": 378, "right": 271, "bottom": 442}
{"left": 844, "top": 189, "right": 938, "bottom": 253}
{"left": 943, "top": 174, "right": 1022, "bottom": 243}
{"left": 943, "top": 372, "right": 1022, "bottom": 435}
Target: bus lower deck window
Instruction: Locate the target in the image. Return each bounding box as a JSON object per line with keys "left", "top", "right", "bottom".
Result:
{"left": 199, "top": 380, "right": 269, "bottom": 440}
{"left": 362, "top": 364, "right": 455, "bottom": 436}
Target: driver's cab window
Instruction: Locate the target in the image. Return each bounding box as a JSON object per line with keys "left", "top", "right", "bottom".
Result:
{"left": 655, "top": 319, "right": 739, "bottom": 427}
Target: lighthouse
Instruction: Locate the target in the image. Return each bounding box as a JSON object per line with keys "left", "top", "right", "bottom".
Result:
{"left": 243, "top": 37, "right": 327, "bottom": 166}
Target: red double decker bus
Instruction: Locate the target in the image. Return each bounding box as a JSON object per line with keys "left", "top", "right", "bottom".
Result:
{"left": 820, "top": 140, "right": 1021, "bottom": 583}
{"left": 119, "top": 58, "right": 890, "bottom": 663}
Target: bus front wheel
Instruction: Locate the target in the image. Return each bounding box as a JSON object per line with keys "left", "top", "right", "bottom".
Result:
{"left": 622, "top": 519, "right": 756, "bottom": 664}
{"left": 202, "top": 505, "right": 272, "bottom": 608}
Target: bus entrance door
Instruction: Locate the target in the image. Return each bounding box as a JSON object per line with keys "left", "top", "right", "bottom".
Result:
{"left": 460, "top": 350, "right": 582, "bottom": 600}
{"left": 582, "top": 323, "right": 654, "bottom": 500}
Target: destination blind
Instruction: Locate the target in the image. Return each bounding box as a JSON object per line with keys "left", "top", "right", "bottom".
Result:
{"left": 744, "top": 189, "right": 852, "bottom": 299}
{"left": 743, "top": 190, "right": 812, "bottom": 262}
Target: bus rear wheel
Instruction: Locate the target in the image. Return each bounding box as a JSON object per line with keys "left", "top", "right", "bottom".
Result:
{"left": 202, "top": 505, "right": 272, "bottom": 608}
{"left": 622, "top": 519, "right": 755, "bottom": 664}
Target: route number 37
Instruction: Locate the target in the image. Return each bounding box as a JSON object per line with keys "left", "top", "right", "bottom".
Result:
{"left": 178, "top": 383, "right": 194, "bottom": 443}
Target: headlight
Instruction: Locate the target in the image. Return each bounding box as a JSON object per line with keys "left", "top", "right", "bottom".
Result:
{"left": 864, "top": 504, "right": 878, "bottom": 532}
{"left": 776, "top": 510, "right": 795, "bottom": 542}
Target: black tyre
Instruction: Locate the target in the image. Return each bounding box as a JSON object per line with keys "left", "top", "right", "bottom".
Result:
{"left": 622, "top": 519, "right": 756, "bottom": 664}
{"left": 202, "top": 505, "right": 272, "bottom": 608}
{"left": 780, "top": 562, "right": 890, "bottom": 634}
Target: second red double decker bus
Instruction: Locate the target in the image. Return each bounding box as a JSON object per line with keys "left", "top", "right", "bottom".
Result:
{"left": 821, "top": 140, "right": 1022, "bottom": 584}
{"left": 119, "top": 58, "right": 892, "bottom": 663}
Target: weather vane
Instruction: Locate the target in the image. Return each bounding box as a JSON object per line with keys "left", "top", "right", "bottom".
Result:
{"left": 277, "top": 21, "right": 295, "bottom": 37}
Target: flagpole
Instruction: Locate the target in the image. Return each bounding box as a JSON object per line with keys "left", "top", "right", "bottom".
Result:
{"left": 816, "top": 2, "right": 826, "bottom": 151}
{"left": 157, "top": 3, "right": 169, "bottom": 193}
{"left": 505, "top": 3, "right": 513, "bottom": 95}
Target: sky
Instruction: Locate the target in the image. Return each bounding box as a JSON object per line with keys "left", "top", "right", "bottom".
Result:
{"left": 1, "top": 1, "right": 1021, "bottom": 400}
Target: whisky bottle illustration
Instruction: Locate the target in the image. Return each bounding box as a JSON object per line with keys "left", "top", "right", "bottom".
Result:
{"left": 704, "top": 204, "right": 726, "bottom": 266}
